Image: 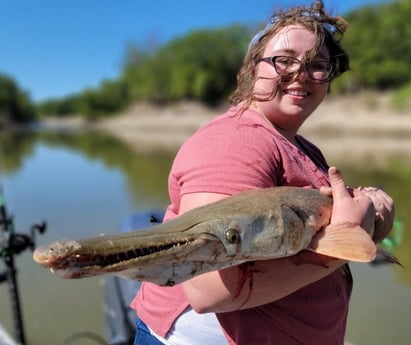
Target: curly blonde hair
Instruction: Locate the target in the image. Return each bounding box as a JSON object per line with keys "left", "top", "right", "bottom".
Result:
{"left": 229, "top": 4, "right": 349, "bottom": 111}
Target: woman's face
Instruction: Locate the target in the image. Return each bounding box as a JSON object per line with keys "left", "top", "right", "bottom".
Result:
{"left": 254, "top": 24, "right": 331, "bottom": 136}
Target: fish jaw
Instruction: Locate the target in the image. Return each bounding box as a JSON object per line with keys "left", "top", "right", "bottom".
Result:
{"left": 110, "top": 238, "right": 246, "bottom": 286}
{"left": 33, "top": 239, "right": 83, "bottom": 267}
{"left": 32, "top": 214, "right": 284, "bottom": 286}
{"left": 33, "top": 231, "right": 229, "bottom": 285}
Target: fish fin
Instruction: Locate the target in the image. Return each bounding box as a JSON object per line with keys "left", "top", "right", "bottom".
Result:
{"left": 308, "top": 222, "right": 377, "bottom": 262}
{"left": 374, "top": 248, "right": 403, "bottom": 267}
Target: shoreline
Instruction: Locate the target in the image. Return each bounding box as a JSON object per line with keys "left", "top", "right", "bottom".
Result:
{"left": 41, "top": 94, "right": 411, "bottom": 164}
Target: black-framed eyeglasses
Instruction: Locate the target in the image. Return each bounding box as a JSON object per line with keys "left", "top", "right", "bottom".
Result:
{"left": 257, "top": 55, "right": 335, "bottom": 82}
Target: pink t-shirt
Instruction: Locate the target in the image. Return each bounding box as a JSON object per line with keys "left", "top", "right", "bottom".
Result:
{"left": 131, "top": 106, "right": 352, "bottom": 344}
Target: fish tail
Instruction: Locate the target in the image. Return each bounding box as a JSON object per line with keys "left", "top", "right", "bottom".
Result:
{"left": 374, "top": 248, "right": 403, "bottom": 267}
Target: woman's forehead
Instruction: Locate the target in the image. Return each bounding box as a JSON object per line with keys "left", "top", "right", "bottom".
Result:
{"left": 266, "top": 24, "right": 329, "bottom": 58}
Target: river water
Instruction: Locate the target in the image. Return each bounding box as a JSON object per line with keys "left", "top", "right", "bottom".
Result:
{"left": 0, "top": 127, "right": 410, "bottom": 345}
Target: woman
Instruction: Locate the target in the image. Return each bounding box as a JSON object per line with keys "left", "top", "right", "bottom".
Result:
{"left": 131, "top": 3, "right": 394, "bottom": 344}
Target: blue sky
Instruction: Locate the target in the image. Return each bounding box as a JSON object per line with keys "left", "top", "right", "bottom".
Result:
{"left": 1, "top": 0, "right": 391, "bottom": 102}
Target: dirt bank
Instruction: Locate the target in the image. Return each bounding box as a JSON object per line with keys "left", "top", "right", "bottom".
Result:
{"left": 94, "top": 93, "right": 411, "bottom": 165}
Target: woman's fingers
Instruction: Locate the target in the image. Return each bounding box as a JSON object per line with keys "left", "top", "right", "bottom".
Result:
{"left": 320, "top": 167, "right": 394, "bottom": 243}
{"left": 327, "top": 167, "right": 375, "bottom": 236}
{"left": 319, "top": 186, "right": 332, "bottom": 197}
{"left": 357, "top": 186, "right": 395, "bottom": 243}
{"left": 359, "top": 187, "right": 394, "bottom": 213}
{"left": 328, "top": 167, "right": 349, "bottom": 199}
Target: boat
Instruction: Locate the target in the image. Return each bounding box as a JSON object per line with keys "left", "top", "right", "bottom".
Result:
{"left": 0, "top": 324, "right": 17, "bottom": 345}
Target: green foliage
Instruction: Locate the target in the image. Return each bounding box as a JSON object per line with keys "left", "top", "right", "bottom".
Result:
{"left": 122, "top": 25, "right": 249, "bottom": 105}
{"left": 77, "top": 79, "right": 129, "bottom": 120}
{"left": 341, "top": 0, "right": 411, "bottom": 91}
{"left": 0, "top": 73, "right": 36, "bottom": 123}
{"left": 36, "top": 79, "right": 128, "bottom": 120}
{"left": 36, "top": 95, "right": 82, "bottom": 117}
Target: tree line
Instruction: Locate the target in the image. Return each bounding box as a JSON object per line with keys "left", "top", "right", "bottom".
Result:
{"left": 2, "top": 0, "right": 411, "bottom": 123}
{"left": 0, "top": 74, "right": 36, "bottom": 123}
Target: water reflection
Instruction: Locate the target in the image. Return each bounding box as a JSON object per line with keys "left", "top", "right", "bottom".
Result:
{"left": 0, "top": 127, "right": 410, "bottom": 345}
{"left": 1, "top": 128, "right": 173, "bottom": 207}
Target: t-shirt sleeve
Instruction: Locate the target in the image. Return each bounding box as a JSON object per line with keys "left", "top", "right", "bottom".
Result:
{"left": 170, "top": 118, "right": 280, "bottom": 196}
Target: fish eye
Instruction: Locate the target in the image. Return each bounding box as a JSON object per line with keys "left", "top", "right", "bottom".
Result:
{"left": 225, "top": 229, "right": 241, "bottom": 244}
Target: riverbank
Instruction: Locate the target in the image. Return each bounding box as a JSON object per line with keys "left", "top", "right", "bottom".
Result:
{"left": 43, "top": 92, "right": 411, "bottom": 164}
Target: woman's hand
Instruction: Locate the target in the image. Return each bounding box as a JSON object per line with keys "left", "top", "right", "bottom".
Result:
{"left": 321, "top": 167, "right": 376, "bottom": 237}
{"left": 357, "top": 186, "right": 395, "bottom": 243}
{"left": 320, "top": 167, "right": 395, "bottom": 243}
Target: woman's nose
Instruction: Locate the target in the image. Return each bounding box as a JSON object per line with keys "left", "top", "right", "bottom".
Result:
{"left": 295, "top": 67, "right": 310, "bottom": 81}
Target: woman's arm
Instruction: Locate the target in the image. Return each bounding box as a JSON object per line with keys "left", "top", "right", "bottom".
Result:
{"left": 180, "top": 167, "right": 376, "bottom": 313}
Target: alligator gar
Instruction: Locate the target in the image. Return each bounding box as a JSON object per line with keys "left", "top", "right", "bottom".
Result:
{"left": 33, "top": 187, "right": 377, "bottom": 286}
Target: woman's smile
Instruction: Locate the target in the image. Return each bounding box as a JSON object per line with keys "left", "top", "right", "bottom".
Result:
{"left": 282, "top": 88, "right": 311, "bottom": 98}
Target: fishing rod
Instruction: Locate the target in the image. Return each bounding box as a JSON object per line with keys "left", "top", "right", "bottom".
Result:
{"left": 0, "top": 190, "right": 46, "bottom": 345}
{"left": 0, "top": 134, "right": 109, "bottom": 345}
{"left": 0, "top": 193, "right": 107, "bottom": 345}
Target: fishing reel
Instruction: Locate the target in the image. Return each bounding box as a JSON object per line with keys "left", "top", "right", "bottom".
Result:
{"left": 0, "top": 204, "right": 47, "bottom": 282}
{"left": 0, "top": 201, "right": 47, "bottom": 345}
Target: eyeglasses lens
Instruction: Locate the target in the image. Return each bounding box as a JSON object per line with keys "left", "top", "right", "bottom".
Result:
{"left": 273, "top": 56, "right": 332, "bottom": 81}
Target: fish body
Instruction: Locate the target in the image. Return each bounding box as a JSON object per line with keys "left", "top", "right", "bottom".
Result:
{"left": 33, "top": 187, "right": 376, "bottom": 286}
